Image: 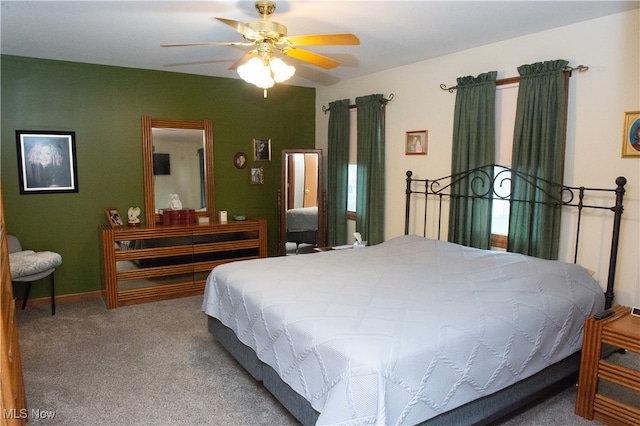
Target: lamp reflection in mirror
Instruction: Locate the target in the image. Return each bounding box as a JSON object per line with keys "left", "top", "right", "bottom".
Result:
{"left": 238, "top": 57, "right": 295, "bottom": 97}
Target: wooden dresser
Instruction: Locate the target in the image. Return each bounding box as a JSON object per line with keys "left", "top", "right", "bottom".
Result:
{"left": 100, "top": 219, "right": 267, "bottom": 309}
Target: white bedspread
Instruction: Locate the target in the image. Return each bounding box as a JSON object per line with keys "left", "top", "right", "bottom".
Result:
{"left": 202, "top": 235, "right": 604, "bottom": 425}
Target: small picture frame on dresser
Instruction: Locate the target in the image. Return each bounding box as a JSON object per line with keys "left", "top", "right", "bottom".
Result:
{"left": 105, "top": 208, "right": 124, "bottom": 227}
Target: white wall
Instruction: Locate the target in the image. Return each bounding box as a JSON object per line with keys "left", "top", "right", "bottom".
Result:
{"left": 315, "top": 10, "right": 640, "bottom": 307}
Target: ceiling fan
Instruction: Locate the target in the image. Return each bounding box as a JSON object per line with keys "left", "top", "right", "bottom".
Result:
{"left": 162, "top": 1, "right": 359, "bottom": 93}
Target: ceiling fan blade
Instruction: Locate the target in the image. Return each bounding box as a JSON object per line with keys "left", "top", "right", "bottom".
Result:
{"left": 161, "top": 41, "right": 251, "bottom": 47}
{"left": 216, "top": 17, "right": 261, "bottom": 39}
{"left": 282, "top": 48, "right": 339, "bottom": 70}
{"left": 286, "top": 33, "right": 360, "bottom": 46}
{"left": 229, "top": 51, "right": 258, "bottom": 70}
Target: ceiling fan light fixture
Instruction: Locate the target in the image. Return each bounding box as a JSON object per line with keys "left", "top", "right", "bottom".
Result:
{"left": 238, "top": 57, "right": 275, "bottom": 89}
{"left": 237, "top": 56, "right": 295, "bottom": 91}
{"left": 270, "top": 58, "right": 295, "bottom": 83}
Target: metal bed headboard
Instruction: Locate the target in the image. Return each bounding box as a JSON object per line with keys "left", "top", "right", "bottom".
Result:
{"left": 404, "top": 165, "right": 626, "bottom": 309}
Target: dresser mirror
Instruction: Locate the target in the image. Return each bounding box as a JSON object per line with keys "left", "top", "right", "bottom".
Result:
{"left": 142, "top": 116, "right": 214, "bottom": 225}
{"left": 278, "top": 149, "right": 325, "bottom": 255}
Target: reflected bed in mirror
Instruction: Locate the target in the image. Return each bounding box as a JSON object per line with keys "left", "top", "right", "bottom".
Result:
{"left": 278, "top": 149, "right": 324, "bottom": 255}
{"left": 142, "top": 117, "right": 214, "bottom": 225}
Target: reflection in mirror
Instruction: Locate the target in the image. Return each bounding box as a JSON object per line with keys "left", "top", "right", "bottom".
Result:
{"left": 279, "top": 149, "right": 324, "bottom": 255}
{"left": 142, "top": 117, "right": 214, "bottom": 225}
{"left": 152, "top": 128, "right": 205, "bottom": 211}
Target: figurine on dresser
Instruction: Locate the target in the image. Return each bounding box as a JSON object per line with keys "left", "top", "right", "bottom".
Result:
{"left": 168, "top": 193, "right": 182, "bottom": 210}
{"left": 127, "top": 207, "right": 141, "bottom": 226}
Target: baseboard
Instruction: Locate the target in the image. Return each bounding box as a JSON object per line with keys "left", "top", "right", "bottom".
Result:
{"left": 19, "top": 290, "right": 103, "bottom": 307}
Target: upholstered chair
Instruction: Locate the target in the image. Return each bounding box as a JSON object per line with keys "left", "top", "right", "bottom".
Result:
{"left": 7, "top": 235, "right": 62, "bottom": 315}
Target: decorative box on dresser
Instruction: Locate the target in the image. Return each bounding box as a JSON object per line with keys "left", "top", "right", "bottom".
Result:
{"left": 101, "top": 219, "right": 267, "bottom": 309}
{"left": 575, "top": 305, "right": 640, "bottom": 425}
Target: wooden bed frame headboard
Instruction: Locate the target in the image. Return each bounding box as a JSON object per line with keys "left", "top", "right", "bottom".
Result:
{"left": 404, "top": 165, "right": 626, "bottom": 309}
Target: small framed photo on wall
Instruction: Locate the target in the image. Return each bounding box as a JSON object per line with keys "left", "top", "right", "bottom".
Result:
{"left": 621, "top": 111, "right": 640, "bottom": 157}
{"left": 253, "top": 139, "right": 271, "bottom": 161}
{"left": 234, "top": 152, "right": 247, "bottom": 169}
{"left": 250, "top": 166, "right": 264, "bottom": 185}
{"left": 406, "top": 130, "right": 427, "bottom": 155}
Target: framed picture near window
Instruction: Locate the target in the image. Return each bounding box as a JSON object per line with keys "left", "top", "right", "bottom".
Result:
{"left": 405, "top": 130, "right": 427, "bottom": 155}
{"left": 250, "top": 166, "right": 264, "bottom": 185}
{"left": 16, "top": 130, "right": 78, "bottom": 194}
{"left": 104, "top": 208, "right": 124, "bottom": 227}
{"left": 621, "top": 111, "right": 640, "bottom": 157}
{"left": 253, "top": 138, "right": 271, "bottom": 161}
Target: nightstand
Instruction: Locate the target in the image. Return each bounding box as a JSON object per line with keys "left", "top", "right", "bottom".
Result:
{"left": 575, "top": 305, "right": 640, "bottom": 425}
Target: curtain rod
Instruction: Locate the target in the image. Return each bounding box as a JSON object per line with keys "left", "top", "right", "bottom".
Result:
{"left": 322, "top": 93, "right": 394, "bottom": 114}
{"left": 439, "top": 65, "right": 589, "bottom": 93}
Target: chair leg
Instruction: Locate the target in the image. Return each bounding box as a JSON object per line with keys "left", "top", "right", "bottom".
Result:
{"left": 50, "top": 273, "right": 56, "bottom": 315}
{"left": 21, "top": 282, "right": 32, "bottom": 310}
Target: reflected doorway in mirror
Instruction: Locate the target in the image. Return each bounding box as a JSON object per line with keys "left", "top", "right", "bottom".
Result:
{"left": 278, "top": 149, "right": 325, "bottom": 256}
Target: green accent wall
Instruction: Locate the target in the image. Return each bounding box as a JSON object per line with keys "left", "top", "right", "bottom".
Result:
{"left": 1, "top": 55, "right": 315, "bottom": 299}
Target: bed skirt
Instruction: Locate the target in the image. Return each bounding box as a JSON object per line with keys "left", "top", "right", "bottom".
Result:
{"left": 207, "top": 316, "right": 583, "bottom": 425}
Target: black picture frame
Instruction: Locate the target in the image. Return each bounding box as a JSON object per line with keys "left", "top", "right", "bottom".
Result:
{"left": 16, "top": 130, "right": 78, "bottom": 194}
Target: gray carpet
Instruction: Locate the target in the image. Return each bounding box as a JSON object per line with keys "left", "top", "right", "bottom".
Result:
{"left": 16, "top": 296, "right": 608, "bottom": 425}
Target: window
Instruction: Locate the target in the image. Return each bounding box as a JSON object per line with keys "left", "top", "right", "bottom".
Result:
{"left": 347, "top": 164, "right": 357, "bottom": 212}
{"left": 491, "top": 166, "right": 511, "bottom": 248}
{"left": 490, "top": 83, "right": 518, "bottom": 249}
{"left": 347, "top": 108, "right": 358, "bottom": 220}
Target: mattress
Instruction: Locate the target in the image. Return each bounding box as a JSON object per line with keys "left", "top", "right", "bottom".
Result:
{"left": 202, "top": 235, "right": 604, "bottom": 425}
{"left": 286, "top": 206, "right": 318, "bottom": 231}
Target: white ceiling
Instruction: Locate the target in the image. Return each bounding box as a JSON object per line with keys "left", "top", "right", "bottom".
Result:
{"left": 2, "top": 1, "right": 639, "bottom": 88}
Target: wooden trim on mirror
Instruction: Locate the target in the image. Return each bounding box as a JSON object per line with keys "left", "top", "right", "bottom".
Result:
{"left": 142, "top": 116, "right": 215, "bottom": 226}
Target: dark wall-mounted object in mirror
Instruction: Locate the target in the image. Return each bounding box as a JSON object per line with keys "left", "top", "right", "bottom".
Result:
{"left": 278, "top": 149, "right": 325, "bottom": 255}
{"left": 153, "top": 153, "right": 171, "bottom": 175}
{"left": 142, "top": 116, "right": 214, "bottom": 225}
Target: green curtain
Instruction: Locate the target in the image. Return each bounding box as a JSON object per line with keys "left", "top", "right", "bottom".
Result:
{"left": 508, "top": 59, "right": 568, "bottom": 259}
{"left": 355, "top": 94, "right": 385, "bottom": 246}
{"left": 448, "top": 71, "right": 497, "bottom": 249}
{"left": 326, "top": 99, "right": 350, "bottom": 246}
